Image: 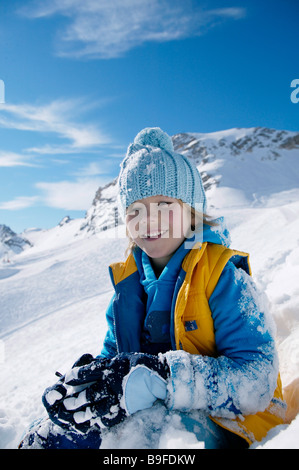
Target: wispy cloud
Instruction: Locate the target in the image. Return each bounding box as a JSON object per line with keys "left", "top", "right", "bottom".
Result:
{"left": 73, "top": 161, "right": 106, "bottom": 177}
{"left": 0, "top": 151, "right": 38, "bottom": 167}
{"left": 0, "top": 98, "right": 114, "bottom": 212}
{"left": 0, "top": 98, "right": 111, "bottom": 154}
{"left": 20, "top": 0, "right": 246, "bottom": 59}
{"left": 36, "top": 177, "right": 108, "bottom": 211}
{"left": 0, "top": 196, "right": 39, "bottom": 210}
{"left": 0, "top": 168, "right": 111, "bottom": 212}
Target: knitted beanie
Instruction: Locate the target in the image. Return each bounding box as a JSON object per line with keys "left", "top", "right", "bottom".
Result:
{"left": 117, "top": 127, "right": 207, "bottom": 218}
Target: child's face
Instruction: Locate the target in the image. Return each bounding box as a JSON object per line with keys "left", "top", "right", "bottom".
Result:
{"left": 126, "top": 195, "right": 191, "bottom": 263}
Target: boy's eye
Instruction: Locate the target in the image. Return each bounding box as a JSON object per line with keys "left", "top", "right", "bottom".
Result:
{"left": 158, "top": 201, "right": 172, "bottom": 207}
{"left": 157, "top": 201, "right": 176, "bottom": 211}
{"left": 127, "top": 208, "right": 139, "bottom": 216}
{"left": 127, "top": 204, "right": 144, "bottom": 216}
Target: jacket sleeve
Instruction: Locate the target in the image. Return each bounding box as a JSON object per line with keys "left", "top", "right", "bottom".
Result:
{"left": 164, "top": 261, "right": 279, "bottom": 419}
{"left": 97, "top": 294, "right": 118, "bottom": 359}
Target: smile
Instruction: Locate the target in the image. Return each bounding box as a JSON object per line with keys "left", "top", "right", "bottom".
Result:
{"left": 140, "top": 229, "right": 169, "bottom": 240}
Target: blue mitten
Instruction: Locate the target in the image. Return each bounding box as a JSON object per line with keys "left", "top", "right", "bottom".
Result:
{"left": 122, "top": 360, "right": 168, "bottom": 414}
{"left": 42, "top": 352, "right": 169, "bottom": 432}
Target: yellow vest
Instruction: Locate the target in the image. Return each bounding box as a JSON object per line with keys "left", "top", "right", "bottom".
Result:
{"left": 110, "top": 242, "right": 286, "bottom": 445}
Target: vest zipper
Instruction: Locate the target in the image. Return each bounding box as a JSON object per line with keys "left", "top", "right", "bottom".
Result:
{"left": 170, "top": 268, "right": 185, "bottom": 350}
{"left": 112, "top": 298, "right": 120, "bottom": 354}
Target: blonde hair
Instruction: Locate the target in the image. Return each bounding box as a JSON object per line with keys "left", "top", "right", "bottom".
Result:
{"left": 125, "top": 199, "right": 217, "bottom": 256}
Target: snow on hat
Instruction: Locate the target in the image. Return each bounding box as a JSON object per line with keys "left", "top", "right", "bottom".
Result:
{"left": 117, "top": 127, "right": 207, "bottom": 218}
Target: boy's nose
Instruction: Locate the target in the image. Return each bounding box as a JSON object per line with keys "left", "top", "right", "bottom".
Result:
{"left": 140, "top": 215, "right": 159, "bottom": 231}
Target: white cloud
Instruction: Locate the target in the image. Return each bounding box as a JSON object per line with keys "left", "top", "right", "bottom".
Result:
{"left": 0, "top": 98, "right": 111, "bottom": 154}
{"left": 0, "top": 97, "right": 115, "bottom": 213}
{"left": 36, "top": 177, "right": 109, "bottom": 210}
{"left": 0, "top": 175, "right": 111, "bottom": 212}
{"left": 0, "top": 151, "right": 38, "bottom": 167}
{"left": 0, "top": 196, "right": 39, "bottom": 210}
{"left": 20, "top": 0, "right": 246, "bottom": 59}
{"left": 74, "top": 162, "right": 105, "bottom": 177}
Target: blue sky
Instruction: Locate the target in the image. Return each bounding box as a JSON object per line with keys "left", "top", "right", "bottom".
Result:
{"left": 0, "top": 0, "right": 298, "bottom": 233}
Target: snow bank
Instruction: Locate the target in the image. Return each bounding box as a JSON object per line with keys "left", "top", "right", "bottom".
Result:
{"left": 101, "top": 404, "right": 205, "bottom": 449}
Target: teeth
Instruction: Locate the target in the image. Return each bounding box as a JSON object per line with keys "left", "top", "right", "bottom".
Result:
{"left": 141, "top": 229, "right": 168, "bottom": 238}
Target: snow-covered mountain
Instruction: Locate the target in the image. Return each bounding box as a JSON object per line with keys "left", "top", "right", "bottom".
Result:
{"left": 1, "top": 126, "right": 299, "bottom": 449}
{"left": 173, "top": 127, "right": 299, "bottom": 206}
{"left": 79, "top": 178, "right": 119, "bottom": 235}
{"left": 0, "top": 224, "right": 32, "bottom": 259}
{"left": 80, "top": 126, "right": 299, "bottom": 234}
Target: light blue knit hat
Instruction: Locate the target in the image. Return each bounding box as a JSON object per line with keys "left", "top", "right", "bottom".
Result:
{"left": 117, "top": 127, "right": 207, "bottom": 218}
